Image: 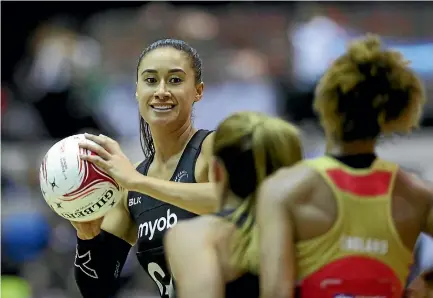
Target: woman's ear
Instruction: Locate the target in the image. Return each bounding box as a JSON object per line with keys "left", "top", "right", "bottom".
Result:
{"left": 195, "top": 82, "right": 204, "bottom": 103}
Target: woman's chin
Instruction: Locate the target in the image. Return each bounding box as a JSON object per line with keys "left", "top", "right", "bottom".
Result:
{"left": 146, "top": 113, "right": 180, "bottom": 128}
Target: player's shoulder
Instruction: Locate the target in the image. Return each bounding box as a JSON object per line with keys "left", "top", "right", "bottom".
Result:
{"left": 274, "top": 161, "right": 319, "bottom": 181}
{"left": 193, "top": 131, "right": 215, "bottom": 182}
{"left": 199, "top": 131, "right": 215, "bottom": 154}
{"left": 397, "top": 169, "right": 433, "bottom": 205}
{"left": 259, "top": 162, "right": 319, "bottom": 206}
{"left": 165, "top": 217, "right": 206, "bottom": 251}
{"left": 261, "top": 162, "right": 319, "bottom": 192}
{"left": 166, "top": 214, "right": 230, "bottom": 246}
{"left": 169, "top": 214, "right": 220, "bottom": 235}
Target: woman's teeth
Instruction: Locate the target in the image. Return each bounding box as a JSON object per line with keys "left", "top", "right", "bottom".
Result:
{"left": 151, "top": 105, "right": 174, "bottom": 111}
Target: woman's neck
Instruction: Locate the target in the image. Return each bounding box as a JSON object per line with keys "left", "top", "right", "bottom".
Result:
{"left": 327, "top": 140, "right": 376, "bottom": 156}
{"left": 151, "top": 120, "right": 196, "bottom": 163}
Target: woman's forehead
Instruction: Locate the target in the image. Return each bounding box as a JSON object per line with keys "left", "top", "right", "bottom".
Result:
{"left": 139, "top": 47, "right": 192, "bottom": 73}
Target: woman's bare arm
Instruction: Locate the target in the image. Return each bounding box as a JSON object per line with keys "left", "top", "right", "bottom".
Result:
{"left": 257, "top": 168, "right": 300, "bottom": 298}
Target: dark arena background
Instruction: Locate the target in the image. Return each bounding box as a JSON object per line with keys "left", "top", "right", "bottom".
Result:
{"left": 1, "top": 2, "right": 433, "bottom": 298}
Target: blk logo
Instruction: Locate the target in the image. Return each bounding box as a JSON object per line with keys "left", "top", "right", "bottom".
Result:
{"left": 129, "top": 197, "right": 141, "bottom": 207}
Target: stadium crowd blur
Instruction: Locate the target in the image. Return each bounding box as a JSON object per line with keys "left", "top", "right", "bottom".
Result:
{"left": 2, "top": 2, "right": 433, "bottom": 298}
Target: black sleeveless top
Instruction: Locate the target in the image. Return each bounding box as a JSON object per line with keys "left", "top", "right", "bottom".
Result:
{"left": 214, "top": 209, "right": 260, "bottom": 298}
{"left": 127, "top": 129, "right": 212, "bottom": 298}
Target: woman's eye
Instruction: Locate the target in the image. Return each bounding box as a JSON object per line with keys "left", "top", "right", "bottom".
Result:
{"left": 169, "top": 77, "right": 182, "bottom": 84}
{"left": 145, "top": 78, "right": 157, "bottom": 84}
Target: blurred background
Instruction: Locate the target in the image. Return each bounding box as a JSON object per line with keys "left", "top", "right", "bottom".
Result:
{"left": 1, "top": 1, "right": 433, "bottom": 298}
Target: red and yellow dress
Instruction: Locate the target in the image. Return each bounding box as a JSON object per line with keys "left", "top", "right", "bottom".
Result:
{"left": 296, "top": 156, "right": 412, "bottom": 298}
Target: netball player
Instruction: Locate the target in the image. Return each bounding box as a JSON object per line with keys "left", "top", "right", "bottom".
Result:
{"left": 71, "top": 39, "right": 217, "bottom": 298}
{"left": 256, "top": 34, "right": 433, "bottom": 298}
{"left": 164, "top": 111, "right": 303, "bottom": 298}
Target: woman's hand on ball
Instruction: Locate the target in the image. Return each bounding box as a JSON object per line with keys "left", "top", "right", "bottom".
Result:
{"left": 71, "top": 217, "right": 104, "bottom": 240}
{"left": 78, "top": 133, "right": 141, "bottom": 190}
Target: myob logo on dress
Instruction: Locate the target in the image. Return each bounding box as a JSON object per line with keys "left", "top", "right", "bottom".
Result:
{"left": 138, "top": 209, "right": 178, "bottom": 240}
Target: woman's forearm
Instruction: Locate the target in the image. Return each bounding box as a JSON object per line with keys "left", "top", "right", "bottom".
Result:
{"left": 128, "top": 175, "right": 218, "bottom": 214}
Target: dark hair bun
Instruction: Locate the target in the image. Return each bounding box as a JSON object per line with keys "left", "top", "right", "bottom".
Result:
{"left": 314, "top": 33, "right": 425, "bottom": 141}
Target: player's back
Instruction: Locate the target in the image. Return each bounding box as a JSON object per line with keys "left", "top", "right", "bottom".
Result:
{"left": 290, "top": 154, "right": 427, "bottom": 298}
{"left": 214, "top": 209, "right": 259, "bottom": 298}
{"left": 170, "top": 211, "right": 259, "bottom": 298}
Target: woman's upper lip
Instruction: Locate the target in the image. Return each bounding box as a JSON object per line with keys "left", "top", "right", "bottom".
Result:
{"left": 149, "top": 103, "right": 176, "bottom": 106}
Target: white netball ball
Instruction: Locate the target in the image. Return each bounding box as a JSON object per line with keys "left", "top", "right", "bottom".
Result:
{"left": 39, "top": 134, "right": 123, "bottom": 222}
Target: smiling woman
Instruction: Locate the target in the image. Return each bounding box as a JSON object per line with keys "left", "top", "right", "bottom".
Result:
{"left": 70, "top": 39, "right": 219, "bottom": 298}
{"left": 136, "top": 39, "right": 204, "bottom": 157}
